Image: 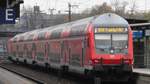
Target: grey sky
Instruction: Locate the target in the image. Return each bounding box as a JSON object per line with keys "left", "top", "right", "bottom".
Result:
{"left": 21, "top": 0, "right": 150, "bottom": 14}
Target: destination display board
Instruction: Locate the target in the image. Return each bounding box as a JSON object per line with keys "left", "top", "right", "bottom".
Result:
{"left": 95, "top": 28, "right": 127, "bottom": 33}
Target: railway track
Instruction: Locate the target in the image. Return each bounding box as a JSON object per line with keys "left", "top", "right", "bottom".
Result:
{"left": 0, "top": 63, "right": 45, "bottom": 84}
{"left": 0, "top": 61, "right": 132, "bottom": 84}
{"left": 0, "top": 61, "right": 91, "bottom": 84}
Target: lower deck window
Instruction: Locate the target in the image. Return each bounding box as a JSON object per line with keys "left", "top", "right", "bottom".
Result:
{"left": 37, "top": 53, "right": 44, "bottom": 61}
{"left": 27, "top": 52, "right": 32, "bottom": 59}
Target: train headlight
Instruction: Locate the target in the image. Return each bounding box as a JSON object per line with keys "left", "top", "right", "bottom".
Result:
{"left": 110, "top": 49, "right": 114, "bottom": 54}
{"left": 124, "top": 60, "right": 130, "bottom": 64}
{"left": 91, "top": 59, "right": 100, "bottom": 64}
{"left": 89, "top": 60, "right": 92, "bottom": 65}
{"left": 94, "top": 59, "right": 99, "bottom": 63}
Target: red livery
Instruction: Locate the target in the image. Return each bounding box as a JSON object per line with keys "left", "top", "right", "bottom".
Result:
{"left": 7, "top": 13, "right": 133, "bottom": 81}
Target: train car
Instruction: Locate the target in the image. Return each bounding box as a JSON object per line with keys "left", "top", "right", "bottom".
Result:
{"left": 7, "top": 13, "right": 133, "bottom": 82}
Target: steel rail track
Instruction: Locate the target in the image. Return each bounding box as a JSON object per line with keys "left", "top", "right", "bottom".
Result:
{"left": 0, "top": 62, "right": 85, "bottom": 84}
{"left": 0, "top": 65, "right": 45, "bottom": 84}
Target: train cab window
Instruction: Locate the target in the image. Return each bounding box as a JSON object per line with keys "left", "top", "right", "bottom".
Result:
{"left": 112, "top": 34, "right": 128, "bottom": 54}
{"left": 95, "top": 34, "right": 111, "bottom": 54}
{"left": 95, "top": 33, "right": 128, "bottom": 54}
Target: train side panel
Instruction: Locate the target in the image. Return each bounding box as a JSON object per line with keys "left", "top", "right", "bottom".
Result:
{"left": 35, "top": 41, "right": 46, "bottom": 65}
{"left": 11, "top": 43, "right": 18, "bottom": 61}
{"left": 48, "top": 40, "right": 61, "bottom": 69}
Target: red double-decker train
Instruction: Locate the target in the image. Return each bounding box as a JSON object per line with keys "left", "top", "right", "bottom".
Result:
{"left": 7, "top": 13, "right": 133, "bottom": 82}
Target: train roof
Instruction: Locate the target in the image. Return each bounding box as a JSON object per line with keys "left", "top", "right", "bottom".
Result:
{"left": 92, "top": 13, "right": 129, "bottom": 27}
{"left": 10, "top": 13, "right": 129, "bottom": 42}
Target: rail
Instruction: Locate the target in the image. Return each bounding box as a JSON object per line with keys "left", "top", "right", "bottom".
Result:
{"left": 0, "top": 65, "right": 45, "bottom": 84}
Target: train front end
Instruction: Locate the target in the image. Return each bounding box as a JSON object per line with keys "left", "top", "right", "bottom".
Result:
{"left": 90, "top": 13, "right": 133, "bottom": 81}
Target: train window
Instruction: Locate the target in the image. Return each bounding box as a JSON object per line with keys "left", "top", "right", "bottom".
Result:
{"left": 87, "top": 38, "right": 90, "bottom": 47}
{"left": 19, "top": 36, "right": 24, "bottom": 41}
{"left": 32, "top": 43, "right": 36, "bottom": 51}
{"left": 84, "top": 38, "right": 89, "bottom": 47}
{"left": 51, "top": 29, "right": 62, "bottom": 39}
{"left": 37, "top": 52, "right": 44, "bottom": 61}
{"left": 38, "top": 32, "right": 45, "bottom": 40}
{"left": 28, "top": 34, "right": 34, "bottom": 41}
{"left": 18, "top": 52, "right": 23, "bottom": 58}
{"left": 13, "top": 52, "right": 16, "bottom": 57}
{"left": 27, "top": 52, "right": 32, "bottom": 59}
{"left": 95, "top": 33, "right": 128, "bottom": 54}
{"left": 112, "top": 34, "right": 128, "bottom": 54}
{"left": 24, "top": 44, "right": 27, "bottom": 50}
{"left": 95, "top": 34, "right": 111, "bottom": 54}
{"left": 70, "top": 25, "right": 86, "bottom": 36}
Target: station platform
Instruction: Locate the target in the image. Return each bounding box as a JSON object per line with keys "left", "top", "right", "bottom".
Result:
{"left": 0, "top": 67, "right": 36, "bottom": 84}
{"left": 133, "top": 68, "right": 150, "bottom": 75}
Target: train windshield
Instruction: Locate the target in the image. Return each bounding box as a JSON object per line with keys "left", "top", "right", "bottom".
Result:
{"left": 112, "top": 34, "right": 128, "bottom": 54}
{"left": 95, "top": 34, "right": 111, "bottom": 54}
{"left": 95, "top": 33, "right": 128, "bottom": 54}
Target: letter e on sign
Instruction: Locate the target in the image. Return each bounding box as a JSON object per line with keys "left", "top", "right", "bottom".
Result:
{"left": 5, "top": 9, "right": 14, "bottom": 21}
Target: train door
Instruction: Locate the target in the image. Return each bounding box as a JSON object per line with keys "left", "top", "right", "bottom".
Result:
{"left": 32, "top": 43, "right": 36, "bottom": 61}
{"left": 15, "top": 43, "right": 19, "bottom": 61}
{"left": 24, "top": 44, "right": 27, "bottom": 61}
{"left": 12, "top": 43, "right": 17, "bottom": 60}
{"left": 36, "top": 42, "right": 45, "bottom": 63}
{"left": 45, "top": 42, "right": 48, "bottom": 64}
{"left": 81, "top": 37, "right": 87, "bottom": 67}
{"left": 48, "top": 40, "right": 61, "bottom": 68}
{"left": 82, "top": 36, "right": 90, "bottom": 67}
{"left": 26, "top": 42, "right": 33, "bottom": 62}
{"left": 18, "top": 43, "right": 24, "bottom": 61}
{"left": 68, "top": 37, "right": 83, "bottom": 68}
{"left": 61, "top": 40, "right": 69, "bottom": 66}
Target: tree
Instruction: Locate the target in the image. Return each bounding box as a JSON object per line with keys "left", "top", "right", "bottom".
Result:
{"left": 85, "top": 2, "right": 113, "bottom": 16}
{"left": 111, "top": 0, "right": 128, "bottom": 16}
{"left": 143, "top": 11, "right": 150, "bottom": 20}
{"left": 111, "top": 0, "right": 120, "bottom": 12}
{"left": 129, "top": 0, "right": 137, "bottom": 18}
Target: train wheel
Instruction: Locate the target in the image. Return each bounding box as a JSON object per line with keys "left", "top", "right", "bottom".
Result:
{"left": 24, "top": 60, "right": 27, "bottom": 65}
{"left": 16, "top": 58, "right": 19, "bottom": 64}
{"left": 94, "top": 77, "right": 102, "bottom": 84}
{"left": 45, "top": 63, "right": 50, "bottom": 72}
{"left": 58, "top": 69, "right": 63, "bottom": 78}
{"left": 32, "top": 61, "right": 37, "bottom": 69}
{"left": 8, "top": 56, "right": 12, "bottom": 61}
{"left": 62, "top": 66, "right": 68, "bottom": 74}
{"left": 127, "top": 75, "right": 136, "bottom": 84}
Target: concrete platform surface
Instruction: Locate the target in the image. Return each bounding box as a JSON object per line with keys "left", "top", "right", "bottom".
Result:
{"left": 0, "top": 67, "right": 36, "bottom": 84}
{"left": 133, "top": 68, "right": 150, "bottom": 75}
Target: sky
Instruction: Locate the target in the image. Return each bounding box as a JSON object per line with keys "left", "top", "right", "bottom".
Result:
{"left": 21, "top": 0, "right": 150, "bottom": 14}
